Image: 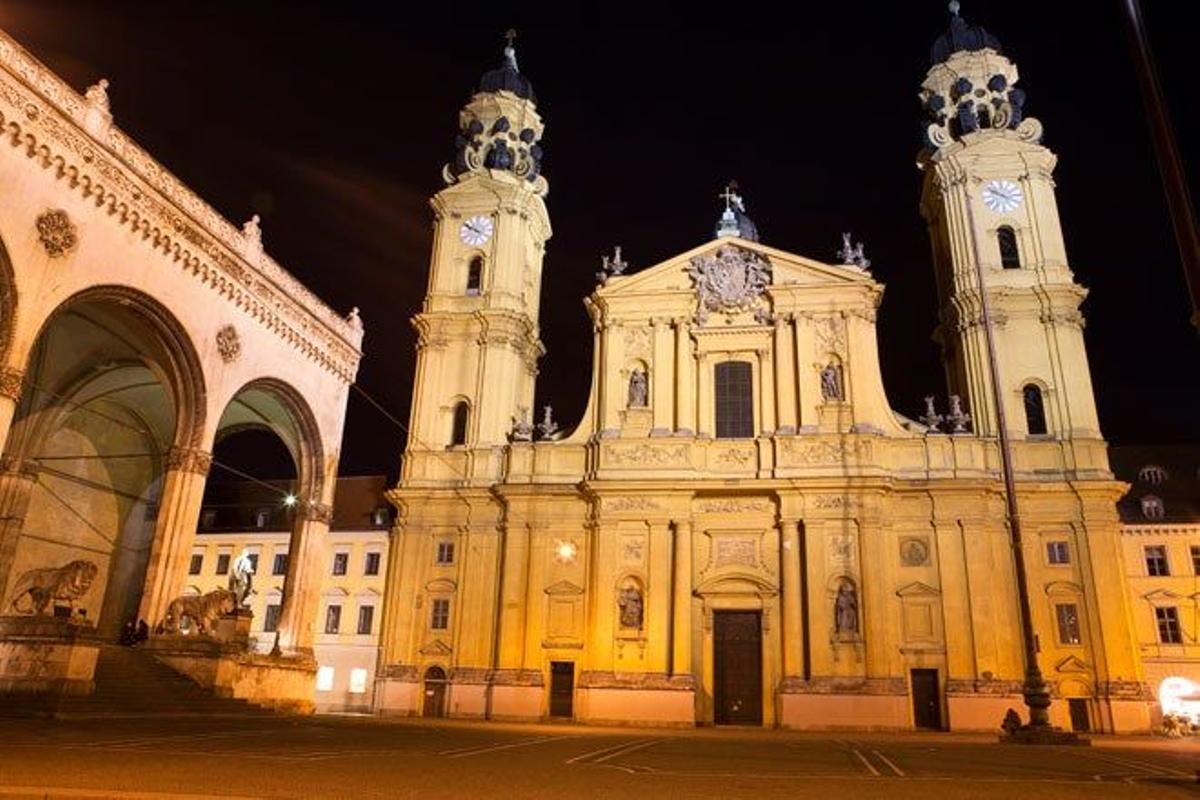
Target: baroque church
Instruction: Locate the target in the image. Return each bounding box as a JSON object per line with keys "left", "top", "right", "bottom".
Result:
{"left": 377, "top": 12, "right": 1153, "bottom": 732}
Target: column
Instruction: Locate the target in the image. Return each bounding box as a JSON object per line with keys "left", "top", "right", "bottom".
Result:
{"left": 794, "top": 314, "right": 818, "bottom": 430}
{"left": 757, "top": 347, "right": 775, "bottom": 435}
{"left": 277, "top": 499, "right": 333, "bottom": 654}
{"left": 671, "top": 519, "right": 693, "bottom": 677}
{"left": 780, "top": 519, "right": 804, "bottom": 677}
{"left": 138, "top": 447, "right": 211, "bottom": 627}
{"left": 674, "top": 319, "right": 694, "bottom": 435}
{"left": 774, "top": 317, "right": 797, "bottom": 434}
{"left": 697, "top": 353, "right": 712, "bottom": 438}
{"left": 648, "top": 522, "right": 672, "bottom": 671}
{"left": 497, "top": 523, "right": 531, "bottom": 671}
{"left": 0, "top": 366, "right": 24, "bottom": 456}
{"left": 0, "top": 456, "right": 39, "bottom": 603}
{"left": 651, "top": 318, "right": 673, "bottom": 435}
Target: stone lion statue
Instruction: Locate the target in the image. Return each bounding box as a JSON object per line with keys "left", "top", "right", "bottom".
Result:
{"left": 161, "top": 589, "right": 236, "bottom": 636}
{"left": 7, "top": 559, "right": 98, "bottom": 616}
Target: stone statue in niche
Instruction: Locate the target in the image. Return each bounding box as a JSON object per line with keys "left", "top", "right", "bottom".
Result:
{"left": 820, "top": 363, "right": 844, "bottom": 402}
{"left": 618, "top": 585, "right": 643, "bottom": 629}
{"left": 627, "top": 369, "right": 648, "bottom": 408}
{"left": 834, "top": 581, "right": 859, "bottom": 635}
{"left": 228, "top": 548, "right": 255, "bottom": 607}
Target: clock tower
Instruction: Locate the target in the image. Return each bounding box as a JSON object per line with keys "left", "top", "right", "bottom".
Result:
{"left": 404, "top": 37, "right": 551, "bottom": 484}
{"left": 918, "top": 5, "right": 1102, "bottom": 445}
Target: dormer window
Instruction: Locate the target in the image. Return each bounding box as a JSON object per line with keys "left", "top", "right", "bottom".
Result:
{"left": 1140, "top": 495, "right": 1165, "bottom": 520}
{"left": 1138, "top": 465, "right": 1168, "bottom": 486}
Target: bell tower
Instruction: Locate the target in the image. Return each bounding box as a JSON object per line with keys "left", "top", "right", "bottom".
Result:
{"left": 918, "top": 4, "right": 1101, "bottom": 442}
{"left": 404, "top": 36, "right": 551, "bottom": 482}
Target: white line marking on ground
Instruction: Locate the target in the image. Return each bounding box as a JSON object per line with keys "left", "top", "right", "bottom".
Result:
{"left": 851, "top": 749, "right": 880, "bottom": 776}
{"left": 1082, "top": 751, "right": 1194, "bottom": 779}
{"left": 872, "top": 749, "right": 905, "bottom": 777}
{"left": 0, "top": 787, "right": 263, "bottom": 800}
{"left": 591, "top": 738, "right": 661, "bottom": 764}
{"left": 565, "top": 738, "right": 651, "bottom": 765}
{"left": 439, "top": 735, "right": 574, "bottom": 758}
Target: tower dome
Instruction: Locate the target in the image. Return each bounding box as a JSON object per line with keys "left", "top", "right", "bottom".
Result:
{"left": 478, "top": 37, "right": 536, "bottom": 102}
{"left": 930, "top": 2, "right": 1002, "bottom": 64}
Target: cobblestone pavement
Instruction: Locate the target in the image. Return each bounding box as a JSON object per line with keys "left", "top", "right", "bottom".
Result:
{"left": 0, "top": 716, "right": 1197, "bottom": 799}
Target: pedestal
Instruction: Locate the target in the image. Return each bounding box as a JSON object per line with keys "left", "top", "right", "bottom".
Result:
{"left": 0, "top": 615, "right": 100, "bottom": 696}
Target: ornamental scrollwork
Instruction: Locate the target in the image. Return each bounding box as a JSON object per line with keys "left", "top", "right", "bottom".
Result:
{"left": 166, "top": 447, "right": 212, "bottom": 476}
{"left": 216, "top": 325, "right": 241, "bottom": 363}
{"left": 687, "top": 245, "right": 771, "bottom": 326}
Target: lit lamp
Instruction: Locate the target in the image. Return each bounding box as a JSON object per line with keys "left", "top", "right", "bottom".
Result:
{"left": 554, "top": 540, "right": 578, "bottom": 564}
{"left": 283, "top": 493, "right": 297, "bottom": 508}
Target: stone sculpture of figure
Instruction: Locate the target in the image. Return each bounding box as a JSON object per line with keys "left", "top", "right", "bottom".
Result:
{"left": 510, "top": 407, "right": 533, "bottom": 442}
{"left": 628, "top": 369, "right": 648, "bottom": 408}
{"left": 947, "top": 394, "right": 972, "bottom": 434}
{"left": 242, "top": 214, "right": 262, "bottom": 246}
{"left": 919, "top": 395, "right": 944, "bottom": 430}
{"left": 835, "top": 581, "right": 858, "bottom": 634}
{"left": 346, "top": 307, "right": 362, "bottom": 330}
{"left": 537, "top": 405, "right": 559, "bottom": 439}
{"left": 7, "top": 560, "right": 98, "bottom": 616}
{"left": 84, "top": 79, "right": 111, "bottom": 112}
{"left": 618, "top": 585, "right": 644, "bottom": 629}
{"left": 837, "top": 232, "right": 855, "bottom": 264}
{"left": 820, "top": 363, "right": 843, "bottom": 402}
{"left": 228, "top": 548, "right": 254, "bottom": 607}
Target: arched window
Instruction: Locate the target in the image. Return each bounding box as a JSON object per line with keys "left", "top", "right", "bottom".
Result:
{"left": 1138, "top": 465, "right": 1169, "bottom": 486}
{"left": 1140, "top": 495, "right": 1165, "bottom": 520}
{"left": 450, "top": 402, "right": 469, "bottom": 446}
{"left": 998, "top": 226, "right": 1020, "bottom": 269}
{"left": 714, "top": 361, "right": 753, "bottom": 439}
{"left": 1023, "top": 384, "right": 1047, "bottom": 435}
{"left": 466, "top": 257, "right": 483, "bottom": 295}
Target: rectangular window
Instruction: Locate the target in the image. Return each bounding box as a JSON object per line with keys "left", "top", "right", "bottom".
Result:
{"left": 200, "top": 509, "right": 217, "bottom": 529}
{"left": 430, "top": 598, "right": 450, "bottom": 630}
{"left": 714, "top": 361, "right": 754, "bottom": 439}
{"left": 188, "top": 553, "right": 204, "bottom": 575}
{"left": 316, "top": 665, "right": 334, "bottom": 692}
{"left": 357, "top": 605, "right": 375, "bottom": 635}
{"left": 1152, "top": 606, "right": 1180, "bottom": 642}
{"left": 1046, "top": 541, "right": 1070, "bottom": 565}
{"left": 1192, "top": 546, "right": 1200, "bottom": 575}
{"left": 332, "top": 552, "right": 349, "bottom": 576}
{"left": 215, "top": 553, "right": 231, "bottom": 575}
{"left": 324, "top": 604, "right": 342, "bottom": 634}
{"left": 272, "top": 553, "right": 288, "bottom": 576}
{"left": 1055, "top": 603, "right": 1082, "bottom": 645}
{"left": 436, "top": 542, "right": 455, "bottom": 565}
{"left": 246, "top": 553, "right": 259, "bottom": 574}
{"left": 1156, "top": 607, "right": 1183, "bottom": 644}
{"left": 263, "top": 604, "right": 282, "bottom": 633}
{"left": 364, "top": 552, "right": 381, "bottom": 576}
{"left": 349, "top": 668, "right": 368, "bottom": 695}
{"left": 1145, "top": 545, "right": 1170, "bottom": 576}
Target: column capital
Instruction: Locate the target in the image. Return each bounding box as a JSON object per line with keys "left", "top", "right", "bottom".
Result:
{"left": 0, "top": 454, "right": 39, "bottom": 478}
{"left": 166, "top": 446, "right": 212, "bottom": 476}
{"left": 0, "top": 366, "right": 25, "bottom": 401}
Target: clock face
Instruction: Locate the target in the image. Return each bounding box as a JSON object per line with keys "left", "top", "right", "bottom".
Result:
{"left": 458, "top": 215, "right": 494, "bottom": 247}
{"left": 982, "top": 179, "right": 1023, "bottom": 214}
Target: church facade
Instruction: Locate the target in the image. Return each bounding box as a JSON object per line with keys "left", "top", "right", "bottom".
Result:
{"left": 377, "top": 15, "right": 1153, "bottom": 732}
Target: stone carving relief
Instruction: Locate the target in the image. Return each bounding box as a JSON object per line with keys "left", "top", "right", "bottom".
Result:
{"left": 606, "top": 443, "right": 689, "bottom": 468}
{"left": 621, "top": 537, "right": 644, "bottom": 564}
{"left": 216, "top": 324, "right": 241, "bottom": 363}
{"left": 827, "top": 534, "right": 856, "bottom": 569}
{"left": 780, "top": 438, "right": 871, "bottom": 466}
{"left": 604, "top": 496, "right": 661, "bottom": 512}
{"left": 0, "top": 366, "right": 25, "bottom": 401}
{"left": 814, "top": 315, "right": 847, "bottom": 359}
{"left": 7, "top": 560, "right": 98, "bottom": 615}
{"left": 686, "top": 245, "right": 771, "bottom": 325}
{"left": 160, "top": 588, "right": 236, "bottom": 635}
{"left": 714, "top": 538, "right": 757, "bottom": 569}
{"left": 713, "top": 446, "right": 755, "bottom": 468}
{"left": 900, "top": 537, "right": 930, "bottom": 567}
{"left": 696, "top": 498, "right": 771, "bottom": 514}
{"left": 622, "top": 326, "right": 651, "bottom": 357}
{"left": 811, "top": 494, "right": 855, "bottom": 511}
{"left": 166, "top": 447, "right": 212, "bottom": 476}
{"left": 617, "top": 583, "right": 644, "bottom": 630}
{"left": 35, "top": 209, "right": 77, "bottom": 258}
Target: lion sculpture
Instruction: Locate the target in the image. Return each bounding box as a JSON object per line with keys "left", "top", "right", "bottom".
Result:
{"left": 161, "top": 588, "right": 236, "bottom": 636}
{"left": 7, "top": 559, "right": 98, "bottom": 616}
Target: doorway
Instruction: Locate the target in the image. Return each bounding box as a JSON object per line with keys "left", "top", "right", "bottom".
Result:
{"left": 549, "top": 661, "right": 574, "bottom": 718}
{"left": 1068, "top": 698, "right": 1090, "bottom": 732}
{"left": 713, "top": 611, "right": 763, "bottom": 725}
{"left": 910, "top": 669, "right": 941, "bottom": 729}
{"left": 423, "top": 666, "right": 447, "bottom": 718}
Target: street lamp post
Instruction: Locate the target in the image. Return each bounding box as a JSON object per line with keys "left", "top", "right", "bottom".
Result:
{"left": 962, "top": 193, "right": 1084, "bottom": 744}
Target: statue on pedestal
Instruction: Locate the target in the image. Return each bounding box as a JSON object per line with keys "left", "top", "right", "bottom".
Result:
{"left": 228, "top": 548, "right": 255, "bottom": 607}
{"left": 834, "top": 581, "right": 859, "bottom": 635}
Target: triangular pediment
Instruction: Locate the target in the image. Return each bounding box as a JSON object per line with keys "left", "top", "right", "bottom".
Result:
{"left": 544, "top": 580, "right": 584, "bottom": 596}
{"left": 597, "top": 236, "right": 874, "bottom": 298}
{"left": 895, "top": 581, "right": 941, "bottom": 598}
{"left": 419, "top": 639, "right": 452, "bottom": 656}
{"left": 1144, "top": 587, "right": 1182, "bottom": 602}
{"left": 1054, "top": 655, "right": 1092, "bottom": 674}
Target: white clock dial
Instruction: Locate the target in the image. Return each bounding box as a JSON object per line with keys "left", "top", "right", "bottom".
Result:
{"left": 982, "top": 179, "right": 1023, "bottom": 214}
{"left": 458, "top": 215, "right": 494, "bottom": 247}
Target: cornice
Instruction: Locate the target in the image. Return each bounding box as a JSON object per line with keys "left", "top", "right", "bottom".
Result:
{"left": 0, "top": 32, "right": 363, "bottom": 383}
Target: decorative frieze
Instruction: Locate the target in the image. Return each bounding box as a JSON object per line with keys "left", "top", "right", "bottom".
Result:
{"left": 577, "top": 671, "right": 695, "bottom": 691}
{"left": 779, "top": 438, "right": 872, "bottom": 466}
{"left": 605, "top": 443, "right": 689, "bottom": 468}
{"left": 165, "top": 447, "right": 212, "bottom": 476}
{"left": 604, "top": 496, "right": 661, "bottom": 512}
{"left": 779, "top": 676, "right": 906, "bottom": 695}
{"left": 1097, "top": 680, "right": 1153, "bottom": 701}
{"left": 945, "top": 677, "right": 1024, "bottom": 696}
{"left": 695, "top": 498, "right": 772, "bottom": 514}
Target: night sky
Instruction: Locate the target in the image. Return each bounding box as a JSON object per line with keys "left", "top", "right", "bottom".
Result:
{"left": 6, "top": 2, "right": 1197, "bottom": 482}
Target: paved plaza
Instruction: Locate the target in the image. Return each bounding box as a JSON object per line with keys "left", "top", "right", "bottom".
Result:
{"left": 0, "top": 716, "right": 1197, "bottom": 799}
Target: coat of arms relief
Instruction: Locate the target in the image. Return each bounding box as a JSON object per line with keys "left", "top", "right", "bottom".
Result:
{"left": 686, "top": 245, "right": 772, "bottom": 325}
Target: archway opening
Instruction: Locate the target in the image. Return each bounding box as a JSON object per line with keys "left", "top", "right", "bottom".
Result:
{"left": 1, "top": 292, "right": 201, "bottom": 642}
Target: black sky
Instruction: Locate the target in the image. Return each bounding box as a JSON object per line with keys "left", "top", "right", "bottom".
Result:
{"left": 7, "top": 2, "right": 1198, "bottom": 481}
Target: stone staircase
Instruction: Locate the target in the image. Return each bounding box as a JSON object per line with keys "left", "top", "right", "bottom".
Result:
{"left": 2, "top": 644, "right": 278, "bottom": 717}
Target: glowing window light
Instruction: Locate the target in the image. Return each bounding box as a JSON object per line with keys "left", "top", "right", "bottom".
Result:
{"left": 316, "top": 665, "right": 334, "bottom": 692}
{"left": 1159, "top": 676, "right": 1200, "bottom": 723}
{"left": 349, "top": 668, "right": 368, "bottom": 694}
